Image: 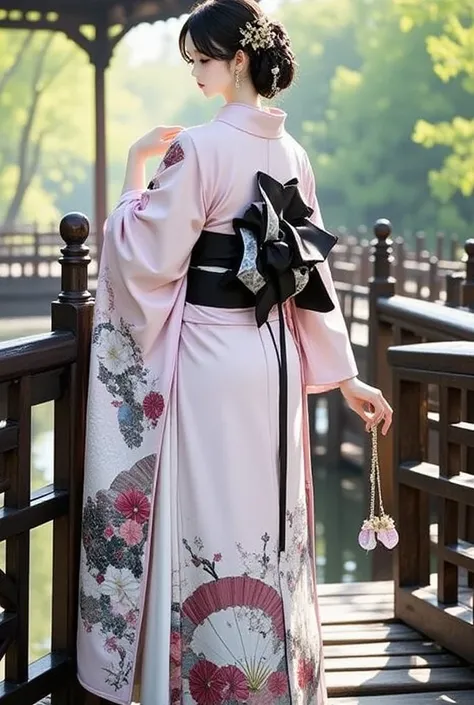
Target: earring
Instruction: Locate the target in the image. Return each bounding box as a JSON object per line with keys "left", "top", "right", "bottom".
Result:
{"left": 234, "top": 69, "right": 241, "bottom": 90}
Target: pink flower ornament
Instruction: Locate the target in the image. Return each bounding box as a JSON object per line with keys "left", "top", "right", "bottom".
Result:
{"left": 358, "top": 520, "right": 377, "bottom": 551}
{"left": 377, "top": 515, "right": 399, "bottom": 549}
{"left": 358, "top": 516, "right": 399, "bottom": 551}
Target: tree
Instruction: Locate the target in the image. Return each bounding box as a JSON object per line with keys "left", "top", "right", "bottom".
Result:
{"left": 396, "top": 0, "right": 474, "bottom": 203}
{"left": 305, "top": 0, "right": 473, "bottom": 236}
{"left": 0, "top": 30, "right": 94, "bottom": 228}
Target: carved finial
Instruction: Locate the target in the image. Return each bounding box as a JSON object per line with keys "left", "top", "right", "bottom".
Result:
{"left": 372, "top": 219, "right": 393, "bottom": 281}
{"left": 58, "top": 212, "right": 91, "bottom": 302}
{"left": 374, "top": 219, "right": 392, "bottom": 241}
{"left": 59, "top": 212, "right": 89, "bottom": 247}
{"left": 464, "top": 238, "right": 474, "bottom": 261}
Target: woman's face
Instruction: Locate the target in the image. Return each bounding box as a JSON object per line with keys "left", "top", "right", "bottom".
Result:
{"left": 185, "top": 33, "right": 234, "bottom": 100}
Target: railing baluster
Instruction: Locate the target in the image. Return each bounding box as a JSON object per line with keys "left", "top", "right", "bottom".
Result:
{"left": 438, "top": 386, "right": 461, "bottom": 604}
{"left": 4, "top": 376, "right": 31, "bottom": 684}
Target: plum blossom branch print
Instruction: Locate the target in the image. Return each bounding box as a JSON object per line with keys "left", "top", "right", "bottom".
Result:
{"left": 183, "top": 537, "right": 221, "bottom": 580}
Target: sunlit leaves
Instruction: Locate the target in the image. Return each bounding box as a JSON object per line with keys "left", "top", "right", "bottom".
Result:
{"left": 395, "top": 0, "right": 474, "bottom": 199}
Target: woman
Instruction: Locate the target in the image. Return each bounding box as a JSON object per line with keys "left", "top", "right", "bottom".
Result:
{"left": 77, "top": 1, "right": 392, "bottom": 704}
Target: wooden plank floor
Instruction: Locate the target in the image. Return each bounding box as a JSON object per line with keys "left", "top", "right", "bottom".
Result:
{"left": 322, "top": 581, "right": 474, "bottom": 705}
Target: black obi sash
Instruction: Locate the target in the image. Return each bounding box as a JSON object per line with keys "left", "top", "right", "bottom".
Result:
{"left": 185, "top": 172, "right": 338, "bottom": 554}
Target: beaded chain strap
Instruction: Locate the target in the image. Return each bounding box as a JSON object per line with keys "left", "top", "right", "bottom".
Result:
{"left": 358, "top": 426, "right": 399, "bottom": 551}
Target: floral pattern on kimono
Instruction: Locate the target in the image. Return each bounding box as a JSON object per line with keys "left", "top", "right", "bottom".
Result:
{"left": 80, "top": 453, "right": 156, "bottom": 690}
{"left": 91, "top": 267, "right": 165, "bottom": 448}
{"left": 148, "top": 139, "right": 185, "bottom": 190}
{"left": 79, "top": 270, "right": 167, "bottom": 690}
{"left": 168, "top": 498, "right": 320, "bottom": 705}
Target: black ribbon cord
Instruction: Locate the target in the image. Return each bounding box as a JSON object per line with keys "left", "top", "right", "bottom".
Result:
{"left": 231, "top": 172, "right": 338, "bottom": 555}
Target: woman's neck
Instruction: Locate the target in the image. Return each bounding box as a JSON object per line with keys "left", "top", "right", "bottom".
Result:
{"left": 224, "top": 82, "right": 261, "bottom": 109}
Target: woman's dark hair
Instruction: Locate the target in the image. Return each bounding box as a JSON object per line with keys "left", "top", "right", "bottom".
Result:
{"left": 178, "top": 0, "right": 296, "bottom": 99}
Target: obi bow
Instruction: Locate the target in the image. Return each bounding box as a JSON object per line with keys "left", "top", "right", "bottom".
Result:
{"left": 232, "top": 171, "right": 337, "bottom": 327}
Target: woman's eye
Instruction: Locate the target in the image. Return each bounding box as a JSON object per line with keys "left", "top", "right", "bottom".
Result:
{"left": 200, "top": 59, "right": 210, "bottom": 65}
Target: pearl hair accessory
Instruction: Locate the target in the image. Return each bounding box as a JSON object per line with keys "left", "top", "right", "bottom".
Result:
{"left": 271, "top": 66, "right": 280, "bottom": 94}
{"left": 239, "top": 16, "right": 276, "bottom": 52}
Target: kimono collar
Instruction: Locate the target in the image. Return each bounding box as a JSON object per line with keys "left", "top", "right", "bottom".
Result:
{"left": 214, "top": 102, "right": 286, "bottom": 139}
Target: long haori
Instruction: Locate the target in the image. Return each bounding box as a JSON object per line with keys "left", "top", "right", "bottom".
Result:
{"left": 77, "top": 104, "right": 357, "bottom": 705}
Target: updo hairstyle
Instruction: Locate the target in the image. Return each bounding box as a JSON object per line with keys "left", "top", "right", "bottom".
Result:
{"left": 178, "top": 0, "right": 296, "bottom": 99}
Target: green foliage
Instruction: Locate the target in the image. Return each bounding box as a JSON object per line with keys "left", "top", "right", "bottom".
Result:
{"left": 396, "top": 0, "right": 474, "bottom": 208}
{"left": 1, "top": 0, "right": 473, "bottom": 238}
{"left": 0, "top": 30, "right": 94, "bottom": 227}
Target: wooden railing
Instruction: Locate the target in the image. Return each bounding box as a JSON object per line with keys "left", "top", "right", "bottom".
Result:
{"left": 0, "top": 214, "right": 93, "bottom": 704}
{"left": 367, "top": 226, "right": 474, "bottom": 580}
{"left": 389, "top": 340, "right": 474, "bottom": 663}
{"left": 313, "top": 223, "right": 474, "bottom": 475}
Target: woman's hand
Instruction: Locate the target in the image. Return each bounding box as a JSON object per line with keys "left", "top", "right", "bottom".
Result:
{"left": 340, "top": 377, "right": 393, "bottom": 435}
{"left": 130, "top": 125, "right": 185, "bottom": 160}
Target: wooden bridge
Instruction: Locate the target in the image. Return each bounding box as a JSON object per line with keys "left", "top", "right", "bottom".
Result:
{"left": 0, "top": 214, "right": 473, "bottom": 704}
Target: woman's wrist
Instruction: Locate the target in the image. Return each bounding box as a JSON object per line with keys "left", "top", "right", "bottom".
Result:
{"left": 339, "top": 376, "right": 359, "bottom": 393}
{"left": 121, "top": 147, "right": 147, "bottom": 194}
{"left": 128, "top": 143, "right": 147, "bottom": 162}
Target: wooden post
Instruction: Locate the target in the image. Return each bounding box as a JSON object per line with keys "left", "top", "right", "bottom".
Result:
{"left": 436, "top": 232, "right": 444, "bottom": 261}
{"left": 393, "top": 374, "right": 430, "bottom": 590}
{"left": 461, "top": 239, "right": 474, "bottom": 589}
{"left": 394, "top": 237, "right": 405, "bottom": 294}
{"left": 428, "top": 256, "right": 439, "bottom": 302}
{"left": 415, "top": 231, "right": 425, "bottom": 263}
{"left": 462, "top": 239, "right": 474, "bottom": 309}
{"left": 445, "top": 272, "right": 463, "bottom": 308}
{"left": 368, "top": 219, "right": 396, "bottom": 580}
{"left": 450, "top": 234, "right": 459, "bottom": 262}
{"left": 438, "top": 386, "right": 461, "bottom": 604}
{"left": 51, "top": 213, "right": 94, "bottom": 704}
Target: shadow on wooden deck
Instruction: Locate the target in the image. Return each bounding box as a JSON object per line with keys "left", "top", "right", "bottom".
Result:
{"left": 322, "top": 581, "right": 474, "bottom": 704}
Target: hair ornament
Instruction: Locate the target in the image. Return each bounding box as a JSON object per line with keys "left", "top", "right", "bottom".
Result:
{"left": 239, "top": 16, "right": 276, "bottom": 52}
{"left": 271, "top": 66, "right": 280, "bottom": 93}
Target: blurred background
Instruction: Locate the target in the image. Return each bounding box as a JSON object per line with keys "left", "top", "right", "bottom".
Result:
{"left": 0, "top": 0, "right": 473, "bottom": 666}
{"left": 1, "top": 0, "right": 473, "bottom": 238}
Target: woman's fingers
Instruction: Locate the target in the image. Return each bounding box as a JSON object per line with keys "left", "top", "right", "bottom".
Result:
{"left": 362, "top": 394, "right": 392, "bottom": 435}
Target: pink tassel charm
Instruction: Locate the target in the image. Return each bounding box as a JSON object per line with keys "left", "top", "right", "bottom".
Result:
{"left": 358, "top": 426, "right": 399, "bottom": 552}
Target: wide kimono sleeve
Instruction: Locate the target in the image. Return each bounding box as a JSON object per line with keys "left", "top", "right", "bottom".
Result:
{"left": 292, "top": 153, "right": 358, "bottom": 394}
{"left": 101, "top": 130, "right": 207, "bottom": 352}
{"left": 77, "top": 131, "right": 207, "bottom": 704}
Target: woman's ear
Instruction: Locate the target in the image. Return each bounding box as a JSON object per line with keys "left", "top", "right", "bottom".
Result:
{"left": 234, "top": 49, "right": 248, "bottom": 72}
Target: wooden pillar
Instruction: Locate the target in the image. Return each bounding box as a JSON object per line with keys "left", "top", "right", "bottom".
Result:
{"left": 368, "top": 219, "right": 396, "bottom": 580}
{"left": 93, "top": 19, "right": 111, "bottom": 263}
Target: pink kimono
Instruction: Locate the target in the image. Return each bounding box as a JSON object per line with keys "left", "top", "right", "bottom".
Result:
{"left": 77, "top": 102, "right": 357, "bottom": 705}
